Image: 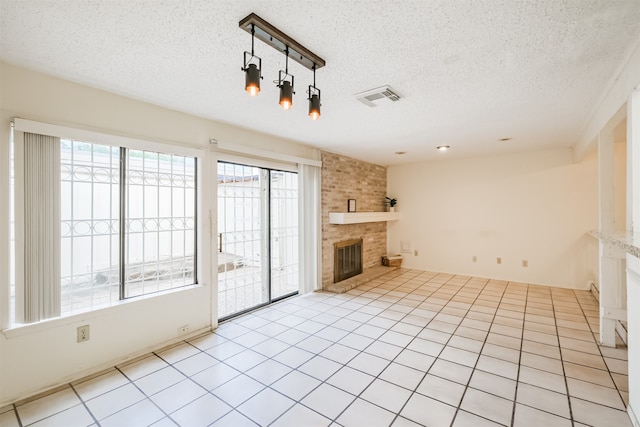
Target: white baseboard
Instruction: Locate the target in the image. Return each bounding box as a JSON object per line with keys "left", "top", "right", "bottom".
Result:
{"left": 616, "top": 321, "right": 628, "bottom": 345}
{"left": 588, "top": 280, "right": 628, "bottom": 345}
{"left": 589, "top": 280, "right": 599, "bottom": 300}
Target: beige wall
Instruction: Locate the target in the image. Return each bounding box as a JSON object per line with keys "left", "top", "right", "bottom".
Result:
{"left": 387, "top": 148, "right": 599, "bottom": 289}
{"left": 0, "top": 62, "right": 318, "bottom": 405}
{"left": 615, "top": 140, "right": 627, "bottom": 231}
{"left": 321, "top": 151, "right": 387, "bottom": 288}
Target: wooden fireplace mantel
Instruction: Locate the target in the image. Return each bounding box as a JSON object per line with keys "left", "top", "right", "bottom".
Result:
{"left": 329, "top": 212, "right": 400, "bottom": 225}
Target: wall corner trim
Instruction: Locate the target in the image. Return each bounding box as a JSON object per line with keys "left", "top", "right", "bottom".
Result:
{"left": 628, "top": 404, "right": 639, "bottom": 427}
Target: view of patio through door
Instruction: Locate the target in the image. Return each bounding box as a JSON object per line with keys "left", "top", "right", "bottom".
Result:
{"left": 217, "top": 161, "right": 299, "bottom": 319}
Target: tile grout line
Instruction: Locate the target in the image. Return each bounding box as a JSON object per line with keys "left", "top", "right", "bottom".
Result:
{"left": 117, "top": 362, "right": 184, "bottom": 423}
{"left": 514, "top": 288, "right": 579, "bottom": 423}
{"left": 270, "top": 270, "right": 448, "bottom": 425}
{"left": 12, "top": 403, "right": 24, "bottom": 427}
{"left": 100, "top": 363, "right": 176, "bottom": 426}
{"left": 68, "top": 383, "right": 101, "bottom": 427}
{"left": 573, "top": 288, "right": 629, "bottom": 409}
{"left": 211, "top": 270, "right": 431, "bottom": 425}
{"left": 574, "top": 291, "right": 629, "bottom": 408}
{"left": 509, "top": 282, "right": 529, "bottom": 427}
{"left": 318, "top": 270, "right": 440, "bottom": 425}
{"left": 554, "top": 289, "right": 577, "bottom": 427}
{"left": 452, "top": 278, "right": 515, "bottom": 427}
{"left": 272, "top": 281, "right": 632, "bottom": 424}
{"left": 351, "top": 272, "right": 464, "bottom": 425}
{"left": 290, "top": 270, "right": 438, "bottom": 425}
{"left": 389, "top": 275, "right": 503, "bottom": 426}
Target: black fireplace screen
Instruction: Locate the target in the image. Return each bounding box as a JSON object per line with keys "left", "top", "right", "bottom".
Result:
{"left": 334, "top": 239, "right": 363, "bottom": 283}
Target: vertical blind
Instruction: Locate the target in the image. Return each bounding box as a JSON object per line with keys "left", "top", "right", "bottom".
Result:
{"left": 298, "top": 163, "right": 321, "bottom": 294}
{"left": 22, "top": 132, "right": 61, "bottom": 322}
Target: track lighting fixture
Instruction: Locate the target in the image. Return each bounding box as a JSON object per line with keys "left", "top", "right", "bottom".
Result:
{"left": 278, "top": 47, "right": 295, "bottom": 110}
{"left": 239, "top": 13, "right": 326, "bottom": 119}
{"left": 242, "top": 24, "right": 262, "bottom": 96}
{"left": 308, "top": 64, "right": 321, "bottom": 120}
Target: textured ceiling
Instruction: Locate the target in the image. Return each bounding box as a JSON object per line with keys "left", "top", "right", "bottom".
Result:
{"left": 1, "top": 0, "right": 639, "bottom": 165}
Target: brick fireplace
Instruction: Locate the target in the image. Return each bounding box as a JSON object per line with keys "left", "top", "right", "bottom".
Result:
{"left": 321, "top": 151, "right": 387, "bottom": 289}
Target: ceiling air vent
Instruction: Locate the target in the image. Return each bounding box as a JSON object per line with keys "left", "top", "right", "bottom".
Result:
{"left": 355, "top": 86, "right": 401, "bottom": 107}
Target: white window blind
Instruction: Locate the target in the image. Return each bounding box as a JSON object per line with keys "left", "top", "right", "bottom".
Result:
{"left": 21, "top": 132, "right": 61, "bottom": 322}
{"left": 298, "top": 163, "right": 321, "bottom": 294}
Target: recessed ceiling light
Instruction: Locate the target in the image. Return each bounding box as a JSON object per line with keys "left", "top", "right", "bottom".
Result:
{"left": 395, "top": 151, "right": 406, "bottom": 155}
{"left": 499, "top": 137, "right": 512, "bottom": 142}
{"left": 436, "top": 145, "right": 450, "bottom": 151}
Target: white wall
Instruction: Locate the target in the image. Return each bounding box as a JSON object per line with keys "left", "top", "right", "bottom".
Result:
{"left": 591, "top": 139, "right": 626, "bottom": 295}
{"left": 0, "top": 62, "right": 318, "bottom": 405}
{"left": 615, "top": 140, "right": 627, "bottom": 231}
{"left": 627, "top": 254, "right": 640, "bottom": 427}
{"left": 387, "top": 148, "right": 598, "bottom": 289}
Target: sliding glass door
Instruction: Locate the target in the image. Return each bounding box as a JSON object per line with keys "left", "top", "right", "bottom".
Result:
{"left": 217, "top": 161, "right": 298, "bottom": 319}
{"left": 270, "top": 170, "right": 299, "bottom": 299}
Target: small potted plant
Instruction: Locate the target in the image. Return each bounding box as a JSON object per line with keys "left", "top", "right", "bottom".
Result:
{"left": 386, "top": 197, "right": 397, "bottom": 212}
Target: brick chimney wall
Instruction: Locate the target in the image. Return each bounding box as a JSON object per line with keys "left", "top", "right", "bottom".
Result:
{"left": 321, "top": 151, "right": 387, "bottom": 289}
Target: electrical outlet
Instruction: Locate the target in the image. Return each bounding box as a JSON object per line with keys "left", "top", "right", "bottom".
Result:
{"left": 497, "top": 257, "right": 502, "bottom": 265}
{"left": 414, "top": 250, "right": 419, "bottom": 256}
{"left": 472, "top": 256, "right": 477, "bottom": 262}
{"left": 77, "top": 325, "right": 90, "bottom": 343}
{"left": 522, "top": 260, "right": 528, "bottom": 267}
{"left": 178, "top": 324, "right": 190, "bottom": 334}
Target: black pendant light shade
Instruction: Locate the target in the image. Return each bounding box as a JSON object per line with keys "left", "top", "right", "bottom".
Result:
{"left": 308, "top": 92, "right": 321, "bottom": 120}
{"left": 307, "top": 64, "right": 321, "bottom": 120}
{"left": 245, "top": 63, "right": 261, "bottom": 96}
{"left": 277, "top": 51, "right": 294, "bottom": 111}
{"left": 279, "top": 80, "right": 293, "bottom": 110}
{"left": 242, "top": 24, "right": 262, "bottom": 96}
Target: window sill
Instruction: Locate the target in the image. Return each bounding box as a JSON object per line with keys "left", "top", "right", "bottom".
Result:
{"left": 2, "top": 283, "right": 204, "bottom": 339}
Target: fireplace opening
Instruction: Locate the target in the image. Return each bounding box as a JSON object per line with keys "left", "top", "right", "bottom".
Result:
{"left": 334, "top": 239, "right": 363, "bottom": 283}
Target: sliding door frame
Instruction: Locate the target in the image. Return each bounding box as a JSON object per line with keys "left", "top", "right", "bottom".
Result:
{"left": 216, "top": 155, "right": 298, "bottom": 321}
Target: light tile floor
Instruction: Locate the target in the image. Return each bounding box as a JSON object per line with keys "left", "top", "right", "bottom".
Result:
{"left": 2, "top": 270, "right": 632, "bottom": 427}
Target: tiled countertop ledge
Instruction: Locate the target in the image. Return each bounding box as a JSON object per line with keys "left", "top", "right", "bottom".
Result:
{"left": 589, "top": 230, "right": 640, "bottom": 258}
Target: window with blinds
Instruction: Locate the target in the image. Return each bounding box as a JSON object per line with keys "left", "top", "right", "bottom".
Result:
{"left": 12, "top": 134, "right": 198, "bottom": 324}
